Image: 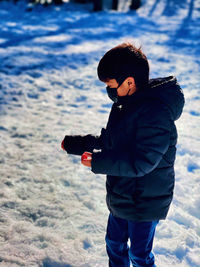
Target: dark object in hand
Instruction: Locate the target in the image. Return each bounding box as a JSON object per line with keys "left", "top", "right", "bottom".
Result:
{"left": 61, "top": 135, "right": 101, "bottom": 155}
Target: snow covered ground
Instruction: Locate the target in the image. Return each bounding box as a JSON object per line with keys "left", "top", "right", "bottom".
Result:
{"left": 0, "top": 0, "right": 199, "bottom": 266}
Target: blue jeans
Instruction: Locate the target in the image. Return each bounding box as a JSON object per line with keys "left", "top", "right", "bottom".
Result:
{"left": 106, "top": 214, "right": 158, "bottom": 267}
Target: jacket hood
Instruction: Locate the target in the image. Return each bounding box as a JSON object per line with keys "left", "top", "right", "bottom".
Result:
{"left": 146, "top": 76, "right": 185, "bottom": 121}
{"left": 117, "top": 76, "right": 185, "bottom": 121}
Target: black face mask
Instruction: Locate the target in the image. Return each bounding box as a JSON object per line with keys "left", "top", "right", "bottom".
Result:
{"left": 106, "top": 82, "right": 131, "bottom": 105}
{"left": 106, "top": 85, "right": 119, "bottom": 103}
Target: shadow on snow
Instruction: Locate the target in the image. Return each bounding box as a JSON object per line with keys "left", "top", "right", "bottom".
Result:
{"left": 0, "top": 0, "right": 199, "bottom": 77}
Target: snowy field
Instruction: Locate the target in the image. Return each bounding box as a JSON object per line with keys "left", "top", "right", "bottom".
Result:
{"left": 0, "top": 0, "right": 200, "bottom": 266}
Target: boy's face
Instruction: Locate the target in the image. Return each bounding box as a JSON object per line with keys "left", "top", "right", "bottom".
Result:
{"left": 105, "top": 77, "right": 137, "bottom": 96}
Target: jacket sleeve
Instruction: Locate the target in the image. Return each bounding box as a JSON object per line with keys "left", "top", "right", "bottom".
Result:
{"left": 91, "top": 103, "right": 171, "bottom": 177}
{"left": 63, "top": 131, "right": 105, "bottom": 156}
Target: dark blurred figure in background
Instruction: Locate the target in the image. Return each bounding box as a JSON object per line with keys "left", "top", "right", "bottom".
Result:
{"left": 93, "top": 0, "right": 102, "bottom": 11}
{"left": 93, "top": 0, "right": 142, "bottom": 11}
{"left": 130, "top": 0, "right": 141, "bottom": 10}
{"left": 26, "top": 0, "right": 141, "bottom": 11}
{"left": 73, "top": 0, "right": 142, "bottom": 11}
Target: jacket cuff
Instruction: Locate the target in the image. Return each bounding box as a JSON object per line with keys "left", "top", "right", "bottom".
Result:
{"left": 91, "top": 151, "right": 108, "bottom": 174}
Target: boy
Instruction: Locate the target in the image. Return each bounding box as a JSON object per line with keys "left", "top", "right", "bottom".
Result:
{"left": 61, "top": 43, "right": 185, "bottom": 267}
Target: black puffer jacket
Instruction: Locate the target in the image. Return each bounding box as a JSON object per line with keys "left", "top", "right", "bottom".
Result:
{"left": 63, "top": 76, "right": 185, "bottom": 222}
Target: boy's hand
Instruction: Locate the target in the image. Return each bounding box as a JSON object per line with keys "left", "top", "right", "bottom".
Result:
{"left": 81, "top": 152, "right": 92, "bottom": 167}
{"left": 61, "top": 139, "right": 65, "bottom": 150}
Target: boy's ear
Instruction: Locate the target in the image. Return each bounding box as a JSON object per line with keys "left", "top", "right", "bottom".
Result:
{"left": 126, "top": 77, "right": 135, "bottom": 88}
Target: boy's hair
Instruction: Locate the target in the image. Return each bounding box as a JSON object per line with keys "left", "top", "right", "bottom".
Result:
{"left": 97, "top": 43, "right": 149, "bottom": 90}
